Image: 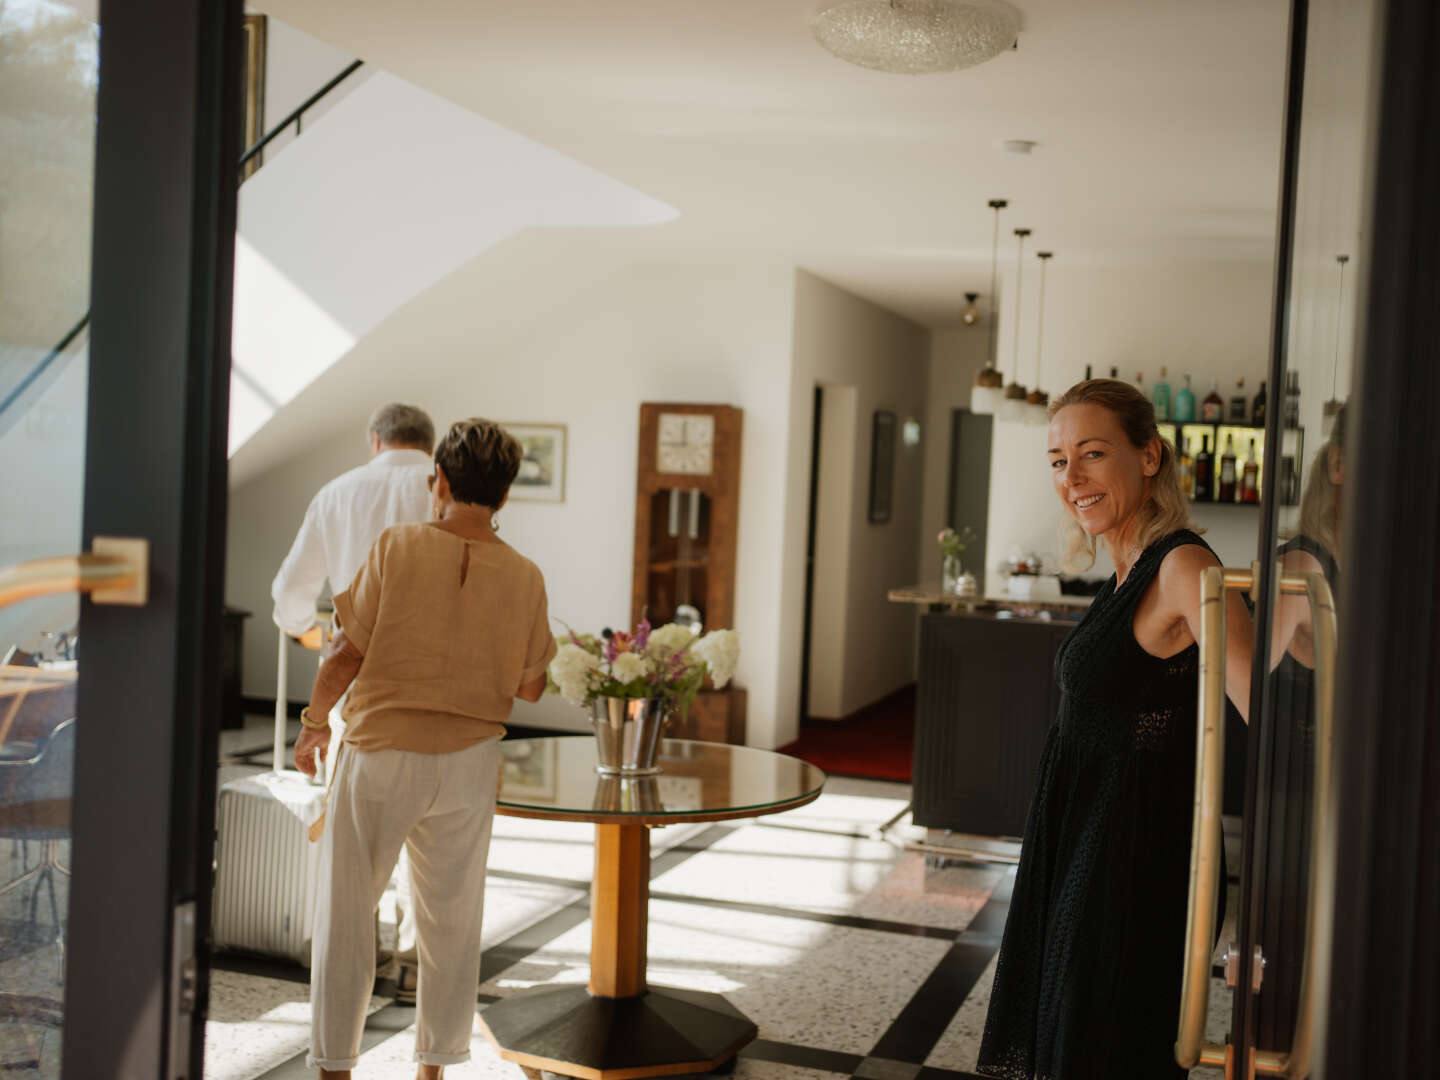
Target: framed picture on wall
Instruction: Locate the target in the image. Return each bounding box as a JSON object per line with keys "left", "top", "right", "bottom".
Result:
{"left": 505, "top": 423, "right": 567, "bottom": 503}
{"left": 868, "top": 410, "right": 896, "bottom": 524}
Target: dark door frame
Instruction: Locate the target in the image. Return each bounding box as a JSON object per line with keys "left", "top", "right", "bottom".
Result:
{"left": 63, "top": 0, "right": 241, "bottom": 1075}
{"left": 1323, "top": 0, "right": 1440, "bottom": 1073}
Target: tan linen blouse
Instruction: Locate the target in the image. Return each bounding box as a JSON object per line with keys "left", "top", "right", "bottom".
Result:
{"left": 332, "top": 523, "right": 557, "bottom": 754}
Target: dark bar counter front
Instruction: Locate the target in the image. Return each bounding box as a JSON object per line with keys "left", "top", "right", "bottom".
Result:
{"left": 909, "top": 603, "right": 1080, "bottom": 837}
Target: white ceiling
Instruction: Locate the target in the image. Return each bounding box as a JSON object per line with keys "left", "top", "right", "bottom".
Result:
{"left": 254, "top": 0, "right": 1290, "bottom": 328}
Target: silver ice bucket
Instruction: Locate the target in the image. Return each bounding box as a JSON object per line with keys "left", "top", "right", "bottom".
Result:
{"left": 588, "top": 696, "right": 668, "bottom": 775}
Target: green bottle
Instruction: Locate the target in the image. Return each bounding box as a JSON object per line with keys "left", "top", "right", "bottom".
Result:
{"left": 1153, "top": 366, "right": 1172, "bottom": 421}
{"left": 1174, "top": 373, "right": 1196, "bottom": 422}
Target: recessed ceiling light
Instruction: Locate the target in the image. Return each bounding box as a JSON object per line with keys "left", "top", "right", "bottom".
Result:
{"left": 1003, "top": 139, "right": 1038, "bottom": 154}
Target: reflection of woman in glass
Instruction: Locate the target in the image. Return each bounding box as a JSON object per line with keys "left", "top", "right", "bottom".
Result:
{"left": 978, "top": 379, "right": 1252, "bottom": 1080}
{"left": 1257, "top": 405, "right": 1344, "bottom": 1046}
{"left": 1272, "top": 404, "right": 1344, "bottom": 671}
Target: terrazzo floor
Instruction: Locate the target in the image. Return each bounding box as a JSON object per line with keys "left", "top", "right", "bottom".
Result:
{"left": 0, "top": 715, "right": 1236, "bottom": 1080}
{"left": 199, "top": 716, "right": 1237, "bottom": 1080}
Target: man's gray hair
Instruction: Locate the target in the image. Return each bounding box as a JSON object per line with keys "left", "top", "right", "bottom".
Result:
{"left": 368, "top": 403, "right": 435, "bottom": 453}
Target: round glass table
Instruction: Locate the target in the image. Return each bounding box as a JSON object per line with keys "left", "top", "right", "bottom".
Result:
{"left": 481, "top": 737, "right": 826, "bottom": 1079}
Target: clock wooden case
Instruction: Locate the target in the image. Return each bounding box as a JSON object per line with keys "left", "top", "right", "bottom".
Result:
{"left": 632, "top": 403, "right": 746, "bottom": 744}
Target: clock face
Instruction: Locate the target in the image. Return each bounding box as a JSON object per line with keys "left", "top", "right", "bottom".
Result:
{"left": 657, "top": 412, "right": 715, "bottom": 475}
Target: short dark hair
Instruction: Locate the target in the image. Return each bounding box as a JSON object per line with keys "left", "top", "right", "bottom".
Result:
{"left": 433, "top": 419, "right": 523, "bottom": 508}
{"left": 368, "top": 403, "right": 435, "bottom": 452}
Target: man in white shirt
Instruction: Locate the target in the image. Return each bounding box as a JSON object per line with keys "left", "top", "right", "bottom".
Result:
{"left": 271, "top": 402, "right": 435, "bottom": 642}
{"left": 271, "top": 402, "right": 434, "bottom": 1000}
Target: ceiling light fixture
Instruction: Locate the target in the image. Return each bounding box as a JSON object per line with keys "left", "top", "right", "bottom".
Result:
{"left": 970, "top": 198, "right": 1007, "bottom": 415}
{"left": 962, "top": 291, "right": 980, "bottom": 325}
{"left": 811, "top": 0, "right": 1020, "bottom": 76}
{"left": 1023, "top": 251, "right": 1053, "bottom": 425}
{"left": 999, "top": 226, "right": 1031, "bottom": 421}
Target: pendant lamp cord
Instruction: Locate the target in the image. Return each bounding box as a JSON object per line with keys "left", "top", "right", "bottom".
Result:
{"left": 1331, "top": 254, "right": 1349, "bottom": 399}
{"left": 986, "top": 199, "right": 1007, "bottom": 368}
{"left": 1011, "top": 228, "right": 1030, "bottom": 382}
{"left": 1035, "top": 252, "right": 1052, "bottom": 387}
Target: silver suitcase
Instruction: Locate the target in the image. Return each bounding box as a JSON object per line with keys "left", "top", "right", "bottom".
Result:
{"left": 211, "top": 627, "right": 327, "bottom": 964}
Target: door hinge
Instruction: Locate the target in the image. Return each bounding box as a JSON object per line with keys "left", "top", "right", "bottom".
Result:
{"left": 1222, "top": 944, "right": 1266, "bottom": 992}
{"left": 168, "top": 900, "right": 198, "bottom": 1080}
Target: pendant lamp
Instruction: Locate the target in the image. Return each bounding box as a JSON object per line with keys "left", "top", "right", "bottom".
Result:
{"left": 1023, "top": 251, "right": 1053, "bottom": 425}
{"left": 998, "top": 226, "right": 1031, "bottom": 421}
{"left": 970, "top": 198, "right": 1007, "bottom": 415}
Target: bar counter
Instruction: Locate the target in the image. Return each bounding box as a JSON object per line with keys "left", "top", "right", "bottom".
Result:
{"left": 891, "top": 585, "right": 1093, "bottom": 838}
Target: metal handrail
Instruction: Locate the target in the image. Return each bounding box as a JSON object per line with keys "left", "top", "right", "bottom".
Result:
{"left": 237, "top": 59, "right": 363, "bottom": 171}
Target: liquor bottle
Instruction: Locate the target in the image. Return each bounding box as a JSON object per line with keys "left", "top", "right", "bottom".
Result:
{"left": 1251, "top": 381, "right": 1267, "bottom": 426}
{"left": 1174, "top": 374, "right": 1196, "bottom": 422}
{"left": 1285, "top": 371, "right": 1301, "bottom": 427}
{"left": 1153, "top": 366, "right": 1172, "bottom": 421}
{"left": 1228, "top": 377, "right": 1248, "bottom": 422}
{"left": 1194, "top": 434, "right": 1214, "bottom": 501}
{"left": 1109, "top": 366, "right": 1120, "bottom": 380}
{"left": 1084, "top": 364, "right": 1093, "bottom": 381}
{"left": 1218, "top": 434, "right": 1238, "bottom": 502}
{"left": 1241, "top": 438, "right": 1260, "bottom": 503}
{"left": 1202, "top": 378, "right": 1225, "bottom": 421}
{"left": 1178, "top": 440, "right": 1195, "bottom": 498}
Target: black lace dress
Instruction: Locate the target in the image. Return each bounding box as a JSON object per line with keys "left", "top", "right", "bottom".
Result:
{"left": 977, "top": 529, "right": 1225, "bottom": 1080}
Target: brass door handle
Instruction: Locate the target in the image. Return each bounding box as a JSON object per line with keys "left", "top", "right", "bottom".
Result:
{"left": 0, "top": 539, "right": 149, "bottom": 609}
{"left": 1254, "top": 571, "right": 1337, "bottom": 1079}
{"left": 1175, "top": 565, "right": 1249, "bottom": 1071}
{"left": 1174, "top": 567, "right": 1338, "bottom": 1077}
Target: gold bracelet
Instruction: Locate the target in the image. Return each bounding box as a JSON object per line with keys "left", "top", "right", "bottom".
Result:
{"left": 299, "top": 706, "right": 329, "bottom": 731}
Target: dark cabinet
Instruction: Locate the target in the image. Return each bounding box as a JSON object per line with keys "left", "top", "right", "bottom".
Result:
{"left": 911, "top": 613, "right": 1071, "bottom": 838}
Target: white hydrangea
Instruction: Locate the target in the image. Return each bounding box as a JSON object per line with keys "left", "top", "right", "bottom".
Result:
{"left": 645, "top": 623, "right": 696, "bottom": 658}
{"left": 550, "top": 643, "right": 601, "bottom": 706}
{"left": 610, "top": 652, "right": 650, "bottom": 685}
{"left": 691, "top": 629, "right": 740, "bottom": 689}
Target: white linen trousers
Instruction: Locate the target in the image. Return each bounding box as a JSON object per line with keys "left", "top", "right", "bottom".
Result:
{"left": 309, "top": 736, "right": 500, "bottom": 1069}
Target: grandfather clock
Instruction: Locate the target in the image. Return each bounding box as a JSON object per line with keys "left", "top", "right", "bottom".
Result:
{"left": 632, "top": 403, "right": 746, "bottom": 743}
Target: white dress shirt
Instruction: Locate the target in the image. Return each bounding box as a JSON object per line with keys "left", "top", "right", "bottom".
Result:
{"left": 271, "top": 448, "right": 433, "bottom": 635}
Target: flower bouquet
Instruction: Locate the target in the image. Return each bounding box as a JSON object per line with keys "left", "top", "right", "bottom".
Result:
{"left": 548, "top": 619, "right": 740, "bottom": 773}
{"left": 937, "top": 526, "right": 978, "bottom": 596}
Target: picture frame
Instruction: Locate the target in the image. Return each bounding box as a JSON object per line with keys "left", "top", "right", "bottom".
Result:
{"left": 505, "top": 423, "right": 567, "bottom": 503}
{"left": 868, "top": 410, "right": 896, "bottom": 524}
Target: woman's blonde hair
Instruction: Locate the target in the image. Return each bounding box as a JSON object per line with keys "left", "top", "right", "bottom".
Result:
{"left": 1294, "top": 403, "right": 1346, "bottom": 554}
{"left": 1048, "top": 379, "right": 1197, "bottom": 571}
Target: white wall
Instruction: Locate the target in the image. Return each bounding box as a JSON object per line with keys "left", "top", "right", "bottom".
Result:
{"left": 982, "top": 259, "right": 1278, "bottom": 590}
{"left": 807, "top": 385, "right": 856, "bottom": 719}
{"left": 786, "top": 271, "right": 929, "bottom": 723}
{"left": 226, "top": 260, "right": 798, "bottom": 746}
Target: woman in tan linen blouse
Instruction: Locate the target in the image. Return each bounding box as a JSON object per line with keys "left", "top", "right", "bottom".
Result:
{"left": 294, "top": 418, "right": 557, "bottom": 1080}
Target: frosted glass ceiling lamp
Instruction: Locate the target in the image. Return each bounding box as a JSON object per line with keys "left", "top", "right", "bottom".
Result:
{"left": 970, "top": 198, "right": 1007, "bottom": 414}
{"left": 999, "top": 226, "right": 1032, "bottom": 420}
{"left": 811, "top": 0, "right": 1021, "bottom": 75}
{"left": 1022, "top": 251, "right": 1053, "bottom": 425}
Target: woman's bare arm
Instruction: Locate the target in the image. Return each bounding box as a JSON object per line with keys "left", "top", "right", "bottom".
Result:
{"left": 293, "top": 627, "right": 365, "bottom": 776}
{"left": 1161, "top": 544, "right": 1255, "bottom": 723}
{"left": 515, "top": 673, "right": 546, "bottom": 703}
{"left": 1268, "top": 547, "right": 1323, "bottom": 671}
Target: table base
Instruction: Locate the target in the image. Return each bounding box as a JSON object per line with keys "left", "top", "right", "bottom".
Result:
{"left": 480, "top": 984, "right": 757, "bottom": 1080}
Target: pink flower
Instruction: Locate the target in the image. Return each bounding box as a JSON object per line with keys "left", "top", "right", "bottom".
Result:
{"left": 635, "top": 619, "right": 652, "bottom": 650}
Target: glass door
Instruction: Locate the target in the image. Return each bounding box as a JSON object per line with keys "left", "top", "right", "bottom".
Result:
{"left": 1176, "top": 0, "right": 1381, "bottom": 1075}
{"left": 0, "top": 0, "right": 241, "bottom": 1076}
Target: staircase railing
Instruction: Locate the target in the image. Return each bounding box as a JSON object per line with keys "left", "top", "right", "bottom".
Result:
{"left": 3, "top": 59, "right": 366, "bottom": 429}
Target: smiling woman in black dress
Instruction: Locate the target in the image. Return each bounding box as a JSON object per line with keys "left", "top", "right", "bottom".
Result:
{"left": 977, "top": 379, "right": 1253, "bottom": 1080}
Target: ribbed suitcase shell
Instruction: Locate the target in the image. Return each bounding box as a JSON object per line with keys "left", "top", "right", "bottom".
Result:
{"left": 212, "top": 772, "right": 324, "bottom": 963}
